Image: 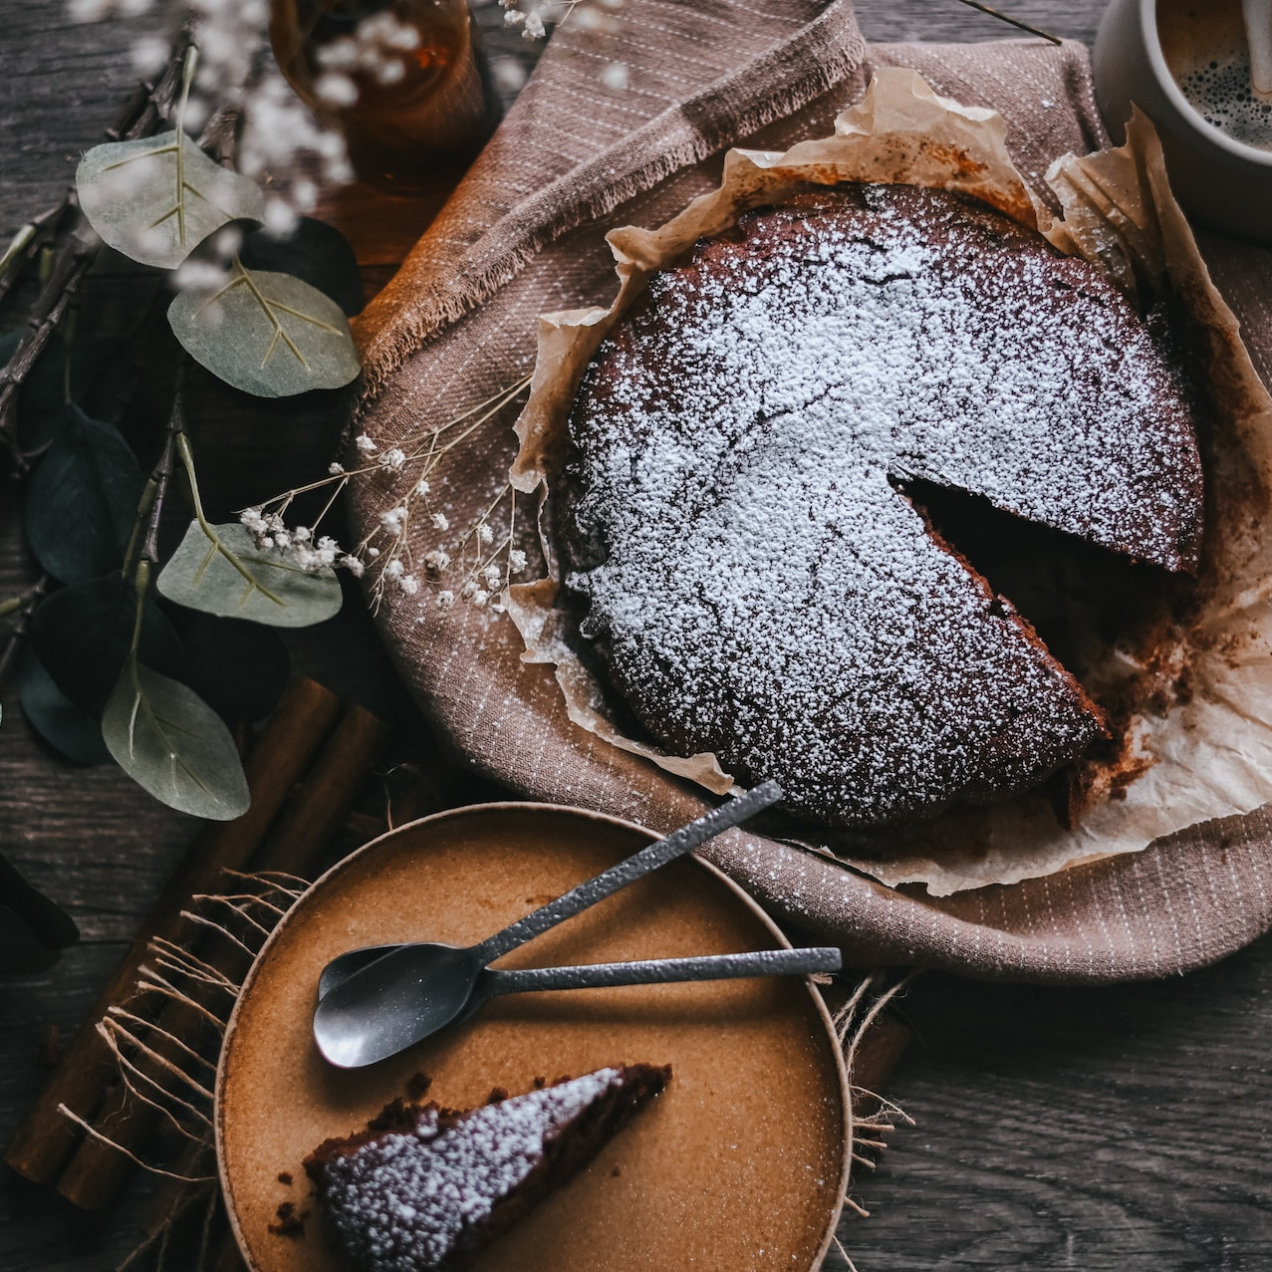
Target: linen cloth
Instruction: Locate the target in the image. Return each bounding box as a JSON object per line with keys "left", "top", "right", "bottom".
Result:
{"left": 347, "top": 0, "right": 1272, "bottom": 983}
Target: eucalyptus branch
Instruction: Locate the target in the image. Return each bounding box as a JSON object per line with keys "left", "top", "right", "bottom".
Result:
{"left": 120, "top": 385, "right": 184, "bottom": 585}
{"left": 0, "top": 240, "right": 96, "bottom": 468}
{"left": 0, "top": 575, "right": 48, "bottom": 691}
{"left": 142, "top": 396, "right": 184, "bottom": 568}
{"left": 0, "top": 29, "right": 196, "bottom": 464}
{"left": 0, "top": 27, "right": 192, "bottom": 311}
{"left": 0, "top": 211, "right": 71, "bottom": 309}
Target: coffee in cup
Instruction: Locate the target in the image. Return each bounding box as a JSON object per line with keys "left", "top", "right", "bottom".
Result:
{"left": 1094, "top": 0, "right": 1272, "bottom": 244}
{"left": 1157, "top": 0, "right": 1272, "bottom": 151}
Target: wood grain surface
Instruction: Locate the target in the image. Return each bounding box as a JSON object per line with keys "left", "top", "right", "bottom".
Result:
{"left": 1, "top": 2, "right": 1270, "bottom": 1270}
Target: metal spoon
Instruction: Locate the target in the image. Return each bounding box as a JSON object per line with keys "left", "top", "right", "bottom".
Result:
{"left": 318, "top": 946, "right": 841, "bottom": 1068}
{"left": 313, "top": 781, "right": 781, "bottom": 1068}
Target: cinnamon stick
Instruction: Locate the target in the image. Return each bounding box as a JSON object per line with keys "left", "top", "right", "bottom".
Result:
{"left": 254, "top": 702, "right": 392, "bottom": 876}
{"left": 52, "top": 699, "right": 390, "bottom": 1211}
{"left": 4, "top": 677, "right": 342, "bottom": 1186}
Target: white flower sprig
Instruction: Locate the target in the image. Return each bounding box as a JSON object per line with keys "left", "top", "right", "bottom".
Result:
{"left": 240, "top": 375, "right": 534, "bottom": 619}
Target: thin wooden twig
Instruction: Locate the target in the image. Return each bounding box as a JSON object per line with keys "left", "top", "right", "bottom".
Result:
{"left": 954, "top": 0, "right": 1062, "bottom": 44}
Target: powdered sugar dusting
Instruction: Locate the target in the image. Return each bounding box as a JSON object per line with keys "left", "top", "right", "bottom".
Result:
{"left": 316, "top": 1070, "right": 620, "bottom": 1272}
{"left": 562, "top": 186, "right": 1202, "bottom": 827}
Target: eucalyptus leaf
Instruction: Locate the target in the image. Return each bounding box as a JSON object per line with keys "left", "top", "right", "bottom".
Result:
{"left": 77, "top": 130, "right": 265, "bottom": 269}
{"left": 157, "top": 520, "right": 342, "bottom": 627}
{"left": 29, "top": 574, "right": 185, "bottom": 715}
{"left": 169, "top": 610, "right": 290, "bottom": 724}
{"left": 102, "top": 659, "right": 250, "bottom": 820}
{"left": 0, "top": 849, "right": 79, "bottom": 973}
{"left": 16, "top": 649, "right": 112, "bottom": 766}
{"left": 167, "top": 266, "right": 360, "bottom": 398}
{"left": 0, "top": 912, "right": 66, "bottom": 975}
{"left": 25, "top": 406, "right": 144, "bottom": 584}
{"left": 17, "top": 332, "right": 132, "bottom": 452}
{"left": 239, "top": 218, "right": 364, "bottom": 316}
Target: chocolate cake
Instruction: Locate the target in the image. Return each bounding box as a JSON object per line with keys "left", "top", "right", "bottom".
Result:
{"left": 558, "top": 184, "right": 1204, "bottom": 827}
{"left": 305, "top": 1065, "right": 670, "bottom": 1272}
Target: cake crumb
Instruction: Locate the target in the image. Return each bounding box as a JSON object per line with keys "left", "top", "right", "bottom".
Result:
{"left": 406, "top": 1072, "right": 433, "bottom": 1101}
{"left": 277, "top": 1171, "right": 293, "bottom": 1186}
{"left": 269, "top": 1201, "right": 309, "bottom": 1238}
{"left": 486, "top": 1086, "right": 509, "bottom": 1105}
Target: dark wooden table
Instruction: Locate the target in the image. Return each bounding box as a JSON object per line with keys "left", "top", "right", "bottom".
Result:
{"left": 2, "top": 2, "right": 1269, "bottom": 1269}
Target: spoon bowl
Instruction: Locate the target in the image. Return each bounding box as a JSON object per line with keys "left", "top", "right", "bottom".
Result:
{"left": 314, "top": 942, "right": 484, "bottom": 1069}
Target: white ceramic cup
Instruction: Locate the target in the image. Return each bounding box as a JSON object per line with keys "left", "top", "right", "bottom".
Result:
{"left": 1093, "top": 0, "right": 1272, "bottom": 244}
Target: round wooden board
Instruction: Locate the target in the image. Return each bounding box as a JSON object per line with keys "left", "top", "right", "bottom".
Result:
{"left": 217, "top": 804, "right": 850, "bottom": 1272}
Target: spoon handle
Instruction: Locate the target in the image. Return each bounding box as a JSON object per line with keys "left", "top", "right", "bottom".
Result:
{"left": 480, "top": 945, "right": 841, "bottom": 996}
{"left": 471, "top": 780, "right": 782, "bottom": 965}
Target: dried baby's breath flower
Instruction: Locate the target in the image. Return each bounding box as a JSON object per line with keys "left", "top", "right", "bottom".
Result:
{"left": 250, "top": 375, "right": 533, "bottom": 620}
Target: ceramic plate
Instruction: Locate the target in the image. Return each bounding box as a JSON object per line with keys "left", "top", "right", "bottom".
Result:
{"left": 217, "top": 803, "right": 849, "bottom": 1271}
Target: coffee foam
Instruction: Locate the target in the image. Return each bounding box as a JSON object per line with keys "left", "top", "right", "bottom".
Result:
{"left": 1177, "top": 52, "right": 1272, "bottom": 149}
{"left": 1159, "top": 0, "right": 1272, "bottom": 150}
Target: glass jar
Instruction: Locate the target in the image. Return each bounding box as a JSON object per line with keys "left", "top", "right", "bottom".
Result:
{"left": 269, "top": 0, "right": 500, "bottom": 192}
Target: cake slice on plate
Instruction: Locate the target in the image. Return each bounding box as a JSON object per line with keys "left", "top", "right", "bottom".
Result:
{"left": 305, "top": 1064, "right": 670, "bottom": 1272}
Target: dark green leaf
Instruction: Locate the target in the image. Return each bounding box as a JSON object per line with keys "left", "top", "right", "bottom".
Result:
{"left": 29, "top": 574, "right": 185, "bottom": 715}
{"left": 16, "top": 332, "right": 132, "bottom": 452}
{"left": 0, "top": 850, "right": 79, "bottom": 952}
{"left": 25, "top": 406, "right": 144, "bottom": 584}
{"left": 240, "top": 218, "right": 364, "bottom": 316}
{"left": 0, "top": 912, "right": 66, "bottom": 975}
{"left": 16, "top": 648, "right": 112, "bottom": 766}
{"left": 157, "top": 520, "right": 342, "bottom": 627}
{"left": 167, "top": 266, "right": 360, "bottom": 398}
{"left": 76, "top": 130, "right": 265, "bottom": 269}
{"left": 102, "top": 658, "right": 250, "bottom": 820}
{"left": 168, "top": 610, "right": 290, "bottom": 724}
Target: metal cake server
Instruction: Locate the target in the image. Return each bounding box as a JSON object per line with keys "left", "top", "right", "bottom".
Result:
{"left": 313, "top": 781, "right": 784, "bottom": 1067}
